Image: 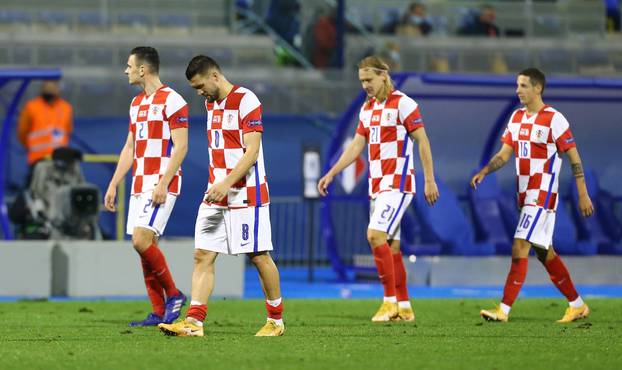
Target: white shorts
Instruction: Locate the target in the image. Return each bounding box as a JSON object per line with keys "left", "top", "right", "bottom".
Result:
{"left": 127, "top": 192, "right": 177, "bottom": 236}
{"left": 369, "top": 192, "right": 413, "bottom": 241}
{"left": 194, "top": 203, "right": 273, "bottom": 255}
{"left": 514, "top": 205, "right": 556, "bottom": 249}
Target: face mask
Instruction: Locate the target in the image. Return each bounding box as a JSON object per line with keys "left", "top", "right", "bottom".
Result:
{"left": 41, "top": 93, "right": 57, "bottom": 103}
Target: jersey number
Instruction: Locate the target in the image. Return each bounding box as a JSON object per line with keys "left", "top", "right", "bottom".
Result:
{"left": 142, "top": 199, "right": 152, "bottom": 214}
{"left": 138, "top": 122, "right": 145, "bottom": 139}
{"left": 242, "top": 223, "right": 249, "bottom": 241}
{"left": 370, "top": 126, "right": 380, "bottom": 144}
{"left": 519, "top": 213, "right": 532, "bottom": 229}
{"left": 519, "top": 141, "right": 530, "bottom": 158}
{"left": 381, "top": 204, "right": 395, "bottom": 221}
{"left": 213, "top": 131, "right": 220, "bottom": 148}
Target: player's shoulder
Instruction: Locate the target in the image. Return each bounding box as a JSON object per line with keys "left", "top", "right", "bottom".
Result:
{"left": 130, "top": 91, "right": 146, "bottom": 106}
{"left": 160, "top": 85, "right": 187, "bottom": 104}
{"left": 234, "top": 85, "right": 260, "bottom": 102}
{"left": 392, "top": 89, "right": 418, "bottom": 107}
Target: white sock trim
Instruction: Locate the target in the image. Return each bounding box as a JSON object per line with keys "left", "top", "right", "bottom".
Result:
{"left": 267, "top": 318, "right": 284, "bottom": 326}
{"left": 499, "top": 303, "right": 511, "bottom": 315}
{"left": 190, "top": 300, "right": 204, "bottom": 306}
{"left": 569, "top": 296, "right": 584, "bottom": 308}
{"left": 383, "top": 296, "right": 397, "bottom": 303}
{"left": 266, "top": 297, "right": 282, "bottom": 307}
{"left": 398, "top": 301, "right": 411, "bottom": 309}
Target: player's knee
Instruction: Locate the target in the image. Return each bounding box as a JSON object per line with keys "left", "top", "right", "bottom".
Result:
{"left": 367, "top": 230, "right": 387, "bottom": 247}
{"left": 511, "top": 239, "right": 531, "bottom": 257}
{"left": 193, "top": 249, "right": 214, "bottom": 267}
{"left": 131, "top": 231, "right": 153, "bottom": 252}
{"left": 249, "top": 252, "right": 269, "bottom": 267}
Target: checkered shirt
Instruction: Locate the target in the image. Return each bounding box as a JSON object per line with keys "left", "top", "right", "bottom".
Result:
{"left": 501, "top": 105, "right": 576, "bottom": 210}
{"left": 128, "top": 85, "right": 188, "bottom": 195}
{"left": 356, "top": 89, "right": 424, "bottom": 199}
{"left": 204, "top": 85, "right": 269, "bottom": 208}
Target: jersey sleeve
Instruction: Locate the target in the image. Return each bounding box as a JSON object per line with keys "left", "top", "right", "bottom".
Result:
{"left": 239, "top": 91, "right": 263, "bottom": 134}
{"left": 398, "top": 96, "right": 424, "bottom": 132}
{"left": 128, "top": 117, "right": 135, "bottom": 135}
{"left": 355, "top": 106, "right": 368, "bottom": 138}
{"left": 551, "top": 113, "right": 576, "bottom": 152}
{"left": 501, "top": 126, "right": 513, "bottom": 146}
{"left": 164, "top": 92, "right": 189, "bottom": 130}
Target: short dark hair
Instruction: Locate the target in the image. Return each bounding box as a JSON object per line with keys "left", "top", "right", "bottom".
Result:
{"left": 130, "top": 46, "right": 160, "bottom": 73}
{"left": 518, "top": 67, "right": 546, "bottom": 93}
{"left": 185, "top": 55, "right": 221, "bottom": 80}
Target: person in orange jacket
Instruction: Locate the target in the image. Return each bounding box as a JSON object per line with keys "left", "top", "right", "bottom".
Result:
{"left": 17, "top": 79, "right": 73, "bottom": 171}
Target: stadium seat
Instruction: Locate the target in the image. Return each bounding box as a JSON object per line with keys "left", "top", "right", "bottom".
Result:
{"left": 467, "top": 172, "right": 513, "bottom": 254}
{"left": 570, "top": 169, "right": 622, "bottom": 254}
{"left": 78, "top": 11, "right": 107, "bottom": 30}
{"left": 413, "top": 176, "right": 495, "bottom": 256}
{"left": 400, "top": 210, "right": 442, "bottom": 256}
{"left": 553, "top": 199, "right": 597, "bottom": 255}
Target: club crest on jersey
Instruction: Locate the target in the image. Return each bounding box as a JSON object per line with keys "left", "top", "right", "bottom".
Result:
{"left": 152, "top": 106, "right": 159, "bottom": 115}
{"left": 386, "top": 112, "right": 392, "bottom": 121}
{"left": 536, "top": 129, "right": 544, "bottom": 138}
{"left": 227, "top": 114, "right": 234, "bottom": 124}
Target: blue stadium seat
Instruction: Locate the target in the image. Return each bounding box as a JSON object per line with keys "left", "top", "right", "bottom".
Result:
{"left": 157, "top": 14, "right": 191, "bottom": 28}
{"left": 78, "top": 11, "right": 107, "bottom": 28}
{"left": 553, "top": 199, "right": 597, "bottom": 255}
{"left": 468, "top": 172, "right": 512, "bottom": 254}
{"left": 37, "top": 10, "right": 70, "bottom": 27}
{"left": 570, "top": 169, "right": 622, "bottom": 254}
{"left": 0, "top": 10, "right": 33, "bottom": 25}
{"left": 413, "top": 176, "right": 495, "bottom": 255}
{"left": 400, "top": 210, "right": 442, "bottom": 256}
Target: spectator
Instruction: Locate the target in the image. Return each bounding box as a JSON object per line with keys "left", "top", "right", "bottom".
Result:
{"left": 266, "top": 0, "right": 301, "bottom": 47}
{"left": 17, "top": 79, "right": 73, "bottom": 182}
{"left": 605, "top": 0, "right": 621, "bottom": 32}
{"left": 311, "top": 7, "right": 338, "bottom": 68}
{"left": 397, "top": 2, "right": 433, "bottom": 36}
{"left": 458, "top": 4, "right": 500, "bottom": 37}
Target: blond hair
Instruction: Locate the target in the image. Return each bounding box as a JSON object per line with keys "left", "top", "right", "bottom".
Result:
{"left": 358, "top": 56, "right": 394, "bottom": 102}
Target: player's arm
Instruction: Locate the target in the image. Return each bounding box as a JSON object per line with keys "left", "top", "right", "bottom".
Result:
{"left": 317, "top": 133, "right": 367, "bottom": 196}
{"left": 152, "top": 127, "right": 188, "bottom": 205}
{"left": 470, "top": 143, "right": 513, "bottom": 189}
{"left": 565, "top": 147, "right": 594, "bottom": 217}
{"left": 409, "top": 127, "right": 439, "bottom": 205}
{"left": 104, "top": 132, "right": 135, "bottom": 211}
{"left": 205, "top": 131, "right": 262, "bottom": 203}
{"left": 16, "top": 107, "right": 31, "bottom": 147}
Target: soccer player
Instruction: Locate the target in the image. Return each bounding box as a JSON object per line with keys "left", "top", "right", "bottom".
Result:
{"left": 157, "top": 55, "right": 284, "bottom": 337}
{"left": 471, "top": 68, "right": 593, "bottom": 323}
{"left": 104, "top": 46, "right": 188, "bottom": 326}
{"left": 317, "top": 56, "right": 439, "bottom": 322}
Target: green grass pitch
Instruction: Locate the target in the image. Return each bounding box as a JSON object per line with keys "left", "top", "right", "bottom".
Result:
{"left": 0, "top": 298, "right": 620, "bottom": 370}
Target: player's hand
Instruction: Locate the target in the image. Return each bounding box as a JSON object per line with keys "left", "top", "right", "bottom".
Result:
{"left": 152, "top": 182, "right": 168, "bottom": 205}
{"left": 470, "top": 171, "right": 486, "bottom": 189}
{"left": 424, "top": 180, "right": 439, "bottom": 206}
{"left": 205, "top": 181, "right": 230, "bottom": 203}
{"left": 578, "top": 194, "right": 594, "bottom": 217}
{"left": 104, "top": 186, "right": 116, "bottom": 212}
{"left": 317, "top": 174, "right": 334, "bottom": 197}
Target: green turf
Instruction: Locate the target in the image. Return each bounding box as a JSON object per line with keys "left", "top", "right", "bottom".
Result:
{"left": 0, "top": 298, "right": 620, "bottom": 370}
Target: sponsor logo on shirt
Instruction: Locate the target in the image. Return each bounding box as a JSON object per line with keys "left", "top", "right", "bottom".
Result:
{"left": 371, "top": 114, "right": 380, "bottom": 122}
{"left": 248, "top": 119, "right": 262, "bottom": 127}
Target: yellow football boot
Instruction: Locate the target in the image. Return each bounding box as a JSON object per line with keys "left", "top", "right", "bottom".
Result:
{"left": 480, "top": 306, "right": 509, "bottom": 322}
{"left": 371, "top": 301, "right": 399, "bottom": 322}
{"left": 255, "top": 319, "right": 285, "bottom": 337}
{"left": 158, "top": 318, "right": 204, "bottom": 337}
{"left": 557, "top": 304, "right": 590, "bottom": 323}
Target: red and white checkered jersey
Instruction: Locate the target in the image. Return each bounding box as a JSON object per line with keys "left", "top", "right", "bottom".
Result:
{"left": 204, "top": 85, "right": 269, "bottom": 209}
{"left": 356, "top": 89, "right": 424, "bottom": 198}
{"left": 128, "top": 85, "right": 188, "bottom": 195}
{"left": 501, "top": 105, "right": 576, "bottom": 210}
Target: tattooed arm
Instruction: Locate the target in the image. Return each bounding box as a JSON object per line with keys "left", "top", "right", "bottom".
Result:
{"left": 565, "top": 147, "right": 594, "bottom": 217}
{"left": 470, "top": 144, "right": 514, "bottom": 189}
